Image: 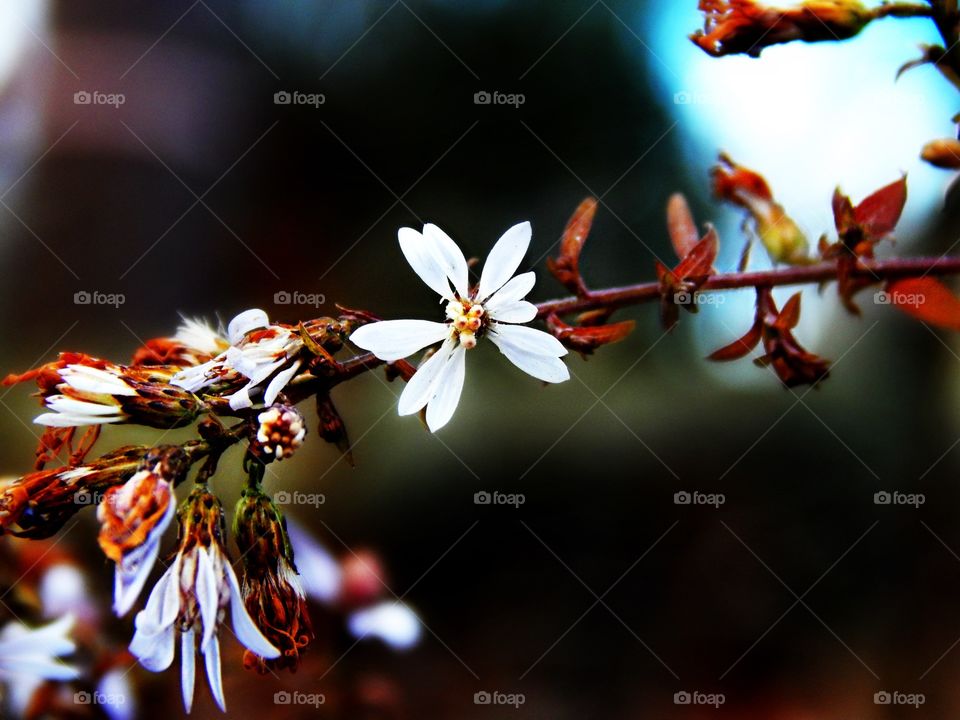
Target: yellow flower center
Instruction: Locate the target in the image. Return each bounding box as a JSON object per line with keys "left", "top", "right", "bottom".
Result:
{"left": 446, "top": 299, "right": 485, "bottom": 350}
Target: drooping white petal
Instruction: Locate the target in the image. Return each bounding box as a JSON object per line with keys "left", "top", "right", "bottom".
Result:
{"left": 113, "top": 499, "right": 175, "bottom": 616}
{"left": 0, "top": 614, "right": 76, "bottom": 661}
{"left": 477, "top": 221, "right": 531, "bottom": 301}
{"left": 350, "top": 320, "right": 449, "bottom": 363}
{"left": 181, "top": 628, "right": 196, "bottom": 714}
{"left": 483, "top": 271, "right": 536, "bottom": 314}
{"left": 129, "top": 622, "right": 175, "bottom": 672}
{"left": 196, "top": 549, "right": 220, "bottom": 652}
{"left": 223, "top": 562, "right": 281, "bottom": 659}
{"left": 397, "top": 338, "right": 456, "bottom": 416}
{"left": 348, "top": 601, "right": 422, "bottom": 650}
{"left": 423, "top": 224, "right": 469, "bottom": 298}
{"left": 425, "top": 345, "right": 466, "bottom": 432}
{"left": 263, "top": 360, "right": 302, "bottom": 406}
{"left": 227, "top": 309, "right": 269, "bottom": 345}
{"left": 203, "top": 635, "right": 226, "bottom": 713}
{"left": 399, "top": 227, "right": 455, "bottom": 300}
{"left": 489, "top": 325, "right": 570, "bottom": 384}
{"left": 487, "top": 300, "right": 537, "bottom": 324}
{"left": 35, "top": 396, "right": 126, "bottom": 426}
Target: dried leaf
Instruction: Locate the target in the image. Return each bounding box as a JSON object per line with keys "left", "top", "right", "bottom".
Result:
{"left": 667, "top": 193, "right": 699, "bottom": 259}
{"left": 854, "top": 176, "right": 907, "bottom": 240}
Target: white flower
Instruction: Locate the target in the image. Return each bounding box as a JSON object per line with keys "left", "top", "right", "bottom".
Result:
{"left": 170, "top": 309, "right": 304, "bottom": 411}
{"left": 0, "top": 614, "right": 79, "bottom": 714}
{"left": 34, "top": 364, "right": 135, "bottom": 427}
{"left": 129, "top": 541, "right": 280, "bottom": 712}
{"left": 172, "top": 317, "right": 230, "bottom": 365}
{"left": 350, "top": 221, "right": 569, "bottom": 431}
{"left": 97, "top": 467, "right": 177, "bottom": 616}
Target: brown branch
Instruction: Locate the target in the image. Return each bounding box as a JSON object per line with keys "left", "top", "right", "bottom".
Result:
{"left": 534, "top": 255, "right": 960, "bottom": 318}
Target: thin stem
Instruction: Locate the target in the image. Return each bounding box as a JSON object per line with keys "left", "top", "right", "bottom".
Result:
{"left": 534, "top": 255, "right": 960, "bottom": 317}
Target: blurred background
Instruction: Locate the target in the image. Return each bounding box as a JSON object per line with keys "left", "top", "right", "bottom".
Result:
{"left": 1, "top": 0, "right": 960, "bottom": 717}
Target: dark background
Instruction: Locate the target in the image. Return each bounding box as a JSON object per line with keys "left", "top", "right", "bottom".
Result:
{"left": 1, "top": 1, "right": 960, "bottom": 718}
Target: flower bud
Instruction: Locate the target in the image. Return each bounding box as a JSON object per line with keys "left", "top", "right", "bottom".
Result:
{"left": 233, "top": 487, "right": 313, "bottom": 673}
{"left": 253, "top": 405, "right": 306, "bottom": 461}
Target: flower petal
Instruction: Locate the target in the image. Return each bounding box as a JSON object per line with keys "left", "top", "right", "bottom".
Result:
{"left": 203, "top": 635, "right": 226, "bottom": 712}
{"left": 478, "top": 221, "right": 531, "bottom": 301}
{"left": 425, "top": 345, "right": 466, "bottom": 432}
{"left": 489, "top": 325, "right": 570, "bottom": 383}
{"left": 196, "top": 549, "right": 220, "bottom": 652}
{"left": 423, "top": 224, "right": 469, "bottom": 298}
{"left": 399, "top": 227, "right": 455, "bottom": 300}
{"left": 129, "top": 622, "right": 175, "bottom": 672}
{"left": 397, "top": 338, "right": 455, "bottom": 416}
{"left": 263, "top": 360, "right": 301, "bottom": 406}
{"left": 224, "top": 561, "right": 281, "bottom": 659}
{"left": 350, "top": 320, "right": 449, "bottom": 363}
{"left": 487, "top": 300, "right": 537, "bottom": 324}
{"left": 484, "top": 271, "right": 536, "bottom": 314}
{"left": 181, "top": 628, "right": 196, "bottom": 714}
{"left": 227, "top": 309, "right": 269, "bottom": 345}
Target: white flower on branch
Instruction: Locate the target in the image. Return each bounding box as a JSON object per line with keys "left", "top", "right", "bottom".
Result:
{"left": 171, "top": 309, "right": 305, "bottom": 411}
{"left": 350, "top": 221, "right": 569, "bottom": 431}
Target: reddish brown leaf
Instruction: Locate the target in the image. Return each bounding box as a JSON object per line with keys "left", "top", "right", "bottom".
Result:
{"left": 886, "top": 277, "right": 960, "bottom": 331}
{"left": 831, "top": 188, "right": 857, "bottom": 236}
{"left": 674, "top": 226, "right": 719, "bottom": 280}
{"left": 547, "top": 314, "right": 635, "bottom": 354}
{"left": 708, "top": 319, "right": 763, "bottom": 361}
{"left": 777, "top": 292, "right": 802, "bottom": 329}
{"left": 667, "top": 193, "right": 699, "bottom": 260}
{"left": 547, "top": 198, "right": 596, "bottom": 296}
{"left": 853, "top": 176, "right": 907, "bottom": 239}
